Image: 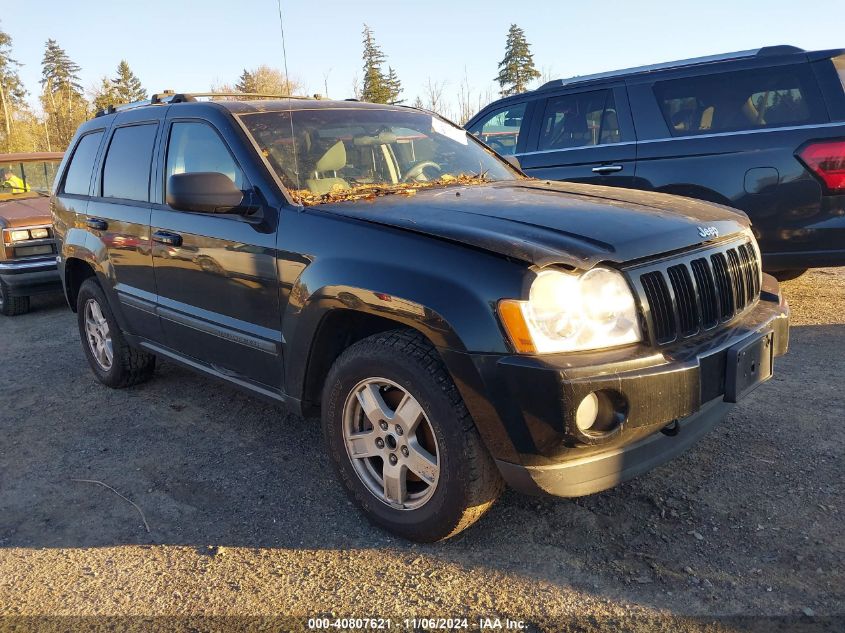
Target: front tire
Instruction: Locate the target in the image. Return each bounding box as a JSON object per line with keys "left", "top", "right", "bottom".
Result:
{"left": 322, "top": 329, "right": 502, "bottom": 542}
{"left": 76, "top": 278, "right": 156, "bottom": 388}
{"left": 0, "top": 280, "right": 30, "bottom": 316}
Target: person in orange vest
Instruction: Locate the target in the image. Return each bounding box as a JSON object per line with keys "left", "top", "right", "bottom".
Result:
{"left": 1, "top": 167, "right": 29, "bottom": 193}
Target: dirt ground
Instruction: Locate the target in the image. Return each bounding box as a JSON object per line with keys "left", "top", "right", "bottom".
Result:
{"left": 0, "top": 269, "right": 842, "bottom": 632}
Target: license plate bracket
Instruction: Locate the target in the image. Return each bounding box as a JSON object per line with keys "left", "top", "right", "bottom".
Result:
{"left": 724, "top": 330, "right": 774, "bottom": 403}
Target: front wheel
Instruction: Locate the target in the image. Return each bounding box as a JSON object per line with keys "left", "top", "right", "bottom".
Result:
{"left": 76, "top": 278, "right": 156, "bottom": 388}
{"left": 322, "top": 329, "right": 503, "bottom": 542}
{"left": 0, "top": 280, "right": 30, "bottom": 316}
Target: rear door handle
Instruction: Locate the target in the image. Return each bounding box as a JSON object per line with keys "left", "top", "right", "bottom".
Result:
{"left": 152, "top": 231, "right": 183, "bottom": 247}
{"left": 86, "top": 217, "right": 108, "bottom": 231}
{"left": 592, "top": 164, "right": 624, "bottom": 174}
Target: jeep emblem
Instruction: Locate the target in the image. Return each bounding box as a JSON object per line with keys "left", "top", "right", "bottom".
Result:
{"left": 698, "top": 226, "right": 719, "bottom": 239}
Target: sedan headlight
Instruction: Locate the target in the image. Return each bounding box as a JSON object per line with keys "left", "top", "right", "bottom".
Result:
{"left": 29, "top": 228, "right": 49, "bottom": 239}
{"left": 499, "top": 267, "right": 642, "bottom": 354}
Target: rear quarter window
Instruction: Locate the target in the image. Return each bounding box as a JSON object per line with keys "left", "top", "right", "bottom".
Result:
{"left": 833, "top": 54, "right": 845, "bottom": 93}
{"left": 63, "top": 131, "right": 104, "bottom": 196}
{"left": 653, "top": 65, "right": 826, "bottom": 136}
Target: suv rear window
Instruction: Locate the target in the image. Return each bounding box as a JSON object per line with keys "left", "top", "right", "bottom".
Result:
{"left": 102, "top": 124, "right": 158, "bottom": 202}
{"left": 63, "top": 132, "right": 104, "bottom": 196}
{"left": 654, "top": 65, "right": 825, "bottom": 136}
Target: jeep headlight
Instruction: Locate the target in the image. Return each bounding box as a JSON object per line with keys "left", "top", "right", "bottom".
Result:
{"left": 499, "top": 267, "right": 642, "bottom": 354}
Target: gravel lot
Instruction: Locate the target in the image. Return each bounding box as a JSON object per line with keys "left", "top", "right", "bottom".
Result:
{"left": 1, "top": 269, "right": 842, "bottom": 632}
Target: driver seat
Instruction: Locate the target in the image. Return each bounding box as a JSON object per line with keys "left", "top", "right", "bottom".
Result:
{"left": 306, "top": 141, "right": 349, "bottom": 195}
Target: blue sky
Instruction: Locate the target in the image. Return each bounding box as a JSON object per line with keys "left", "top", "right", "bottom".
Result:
{"left": 5, "top": 0, "right": 845, "bottom": 114}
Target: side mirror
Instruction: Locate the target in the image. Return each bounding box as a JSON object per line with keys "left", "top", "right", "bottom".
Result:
{"left": 167, "top": 172, "right": 245, "bottom": 214}
{"left": 503, "top": 155, "right": 521, "bottom": 171}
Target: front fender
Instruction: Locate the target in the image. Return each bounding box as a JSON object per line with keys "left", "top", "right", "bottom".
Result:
{"left": 281, "top": 255, "right": 527, "bottom": 463}
{"left": 283, "top": 254, "right": 511, "bottom": 371}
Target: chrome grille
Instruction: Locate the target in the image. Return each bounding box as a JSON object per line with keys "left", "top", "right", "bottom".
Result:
{"left": 632, "top": 239, "right": 761, "bottom": 346}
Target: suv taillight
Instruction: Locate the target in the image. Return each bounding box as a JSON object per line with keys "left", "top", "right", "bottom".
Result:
{"left": 798, "top": 140, "right": 845, "bottom": 193}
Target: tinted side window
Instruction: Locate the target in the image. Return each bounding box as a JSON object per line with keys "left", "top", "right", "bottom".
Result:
{"left": 833, "top": 54, "right": 845, "bottom": 93}
{"left": 102, "top": 124, "right": 158, "bottom": 201}
{"left": 654, "top": 65, "right": 825, "bottom": 136}
{"left": 63, "top": 132, "right": 104, "bottom": 196}
{"left": 538, "top": 90, "right": 619, "bottom": 150}
{"left": 467, "top": 103, "right": 526, "bottom": 155}
{"left": 165, "top": 122, "right": 245, "bottom": 195}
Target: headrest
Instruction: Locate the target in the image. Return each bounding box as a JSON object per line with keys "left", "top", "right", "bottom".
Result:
{"left": 314, "top": 141, "right": 346, "bottom": 173}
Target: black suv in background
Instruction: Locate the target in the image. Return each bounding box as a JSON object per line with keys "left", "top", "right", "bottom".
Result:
{"left": 52, "top": 95, "right": 789, "bottom": 541}
{"left": 466, "top": 45, "right": 845, "bottom": 280}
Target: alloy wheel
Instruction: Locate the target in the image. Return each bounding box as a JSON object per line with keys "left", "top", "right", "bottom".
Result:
{"left": 84, "top": 298, "right": 113, "bottom": 371}
{"left": 342, "top": 377, "right": 440, "bottom": 510}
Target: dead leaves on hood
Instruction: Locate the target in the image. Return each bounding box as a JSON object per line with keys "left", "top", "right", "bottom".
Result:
{"left": 289, "top": 173, "right": 491, "bottom": 206}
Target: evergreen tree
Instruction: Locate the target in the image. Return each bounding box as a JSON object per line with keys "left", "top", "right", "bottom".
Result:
{"left": 386, "top": 66, "right": 403, "bottom": 104}
{"left": 112, "top": 60, "right": 146, "bottom": 103}
{"left": 360, "top": 24, "right": 391, "bottom": 104}
{"left": 41, "top": 39, "right": 82, "bottom": 94}
{"left": 92, "top": 76, "right": 118, "bottom": 113}
{"left": 40, "top": 39, "right": 88, "bottom": 149}
{"left": 235, "top": 68, "right": 255, "bottom": 93}
{"left": 232, "top": 65, "right": 301, "bottom": 95}
{"left": 0, "top": 24, "right": 27, "bottom": 152}
{"left": 495, "top": 24, "right": 540, "bottom": 97}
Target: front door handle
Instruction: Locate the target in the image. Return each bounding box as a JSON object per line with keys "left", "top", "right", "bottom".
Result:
{"left": 86, "top": 217, "right": 108, "bottom": 231}
{"left": 152, "top": 231, "right": 183, "bottom": 247}
{"left": 592, "top": 164, "right": 624, "bottom": 174}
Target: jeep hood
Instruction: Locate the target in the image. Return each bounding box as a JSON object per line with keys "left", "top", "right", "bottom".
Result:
{"left": 314, "top": 180, "right": 750, "bottom": 268}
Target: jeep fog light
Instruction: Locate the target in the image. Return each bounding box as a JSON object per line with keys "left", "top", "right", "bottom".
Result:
{"left": 572, "top": 390, "right": 627, "bottom": 442}
{"left": 575, "top": 392, "right": 599, "bottom": 432}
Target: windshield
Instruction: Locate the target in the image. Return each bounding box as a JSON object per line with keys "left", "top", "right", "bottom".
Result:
{"left": 0, "top": 159, "right": 61, "bottom": 200}
{"left": 237, "top": 108, "right": 518, "bottom": 205}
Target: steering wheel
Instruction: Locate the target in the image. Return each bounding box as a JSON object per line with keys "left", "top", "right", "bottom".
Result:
{"left": 402, "top": 160, "right": 442, "bottom": 183}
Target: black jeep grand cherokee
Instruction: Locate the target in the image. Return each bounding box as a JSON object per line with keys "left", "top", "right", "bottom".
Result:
{"left": 52, "top": 95, "right": 789, "bottom": 541}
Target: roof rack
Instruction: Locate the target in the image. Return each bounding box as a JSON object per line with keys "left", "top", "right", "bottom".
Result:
{"left": 537, "top": 45, "right": 805, "bottom": 91}
{"left": 94, "top": 91, "right": 320, "bottom": 117}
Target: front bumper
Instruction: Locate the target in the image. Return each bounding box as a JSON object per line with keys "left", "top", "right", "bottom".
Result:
{"left": 445, "top": 274, "right": 790, "bottom": 498}
{"left": 0, "top": 256, "right": 62, "bottom": 297}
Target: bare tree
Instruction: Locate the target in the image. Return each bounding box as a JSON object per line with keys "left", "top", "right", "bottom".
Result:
{"left": 456, "top": 69, "right": 476, "bottom": 125}
{"left": 422, "top": 77, "right": 447, "bottom": 114}
{"left": 351, "top": 72, "right": 362, "bottom": 100}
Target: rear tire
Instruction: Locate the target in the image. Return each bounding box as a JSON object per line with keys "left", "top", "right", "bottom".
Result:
{"left": 772, "top": 269, "right": 807, "bottom": 282}
{"left": 322, "top": 329, "right": 503, "bottom": 542}
{"left": 76, "top": 278, "right": 156, "bottom": 388}
{"left": 0, "top": 280, "right": 30, "bottom": 316}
